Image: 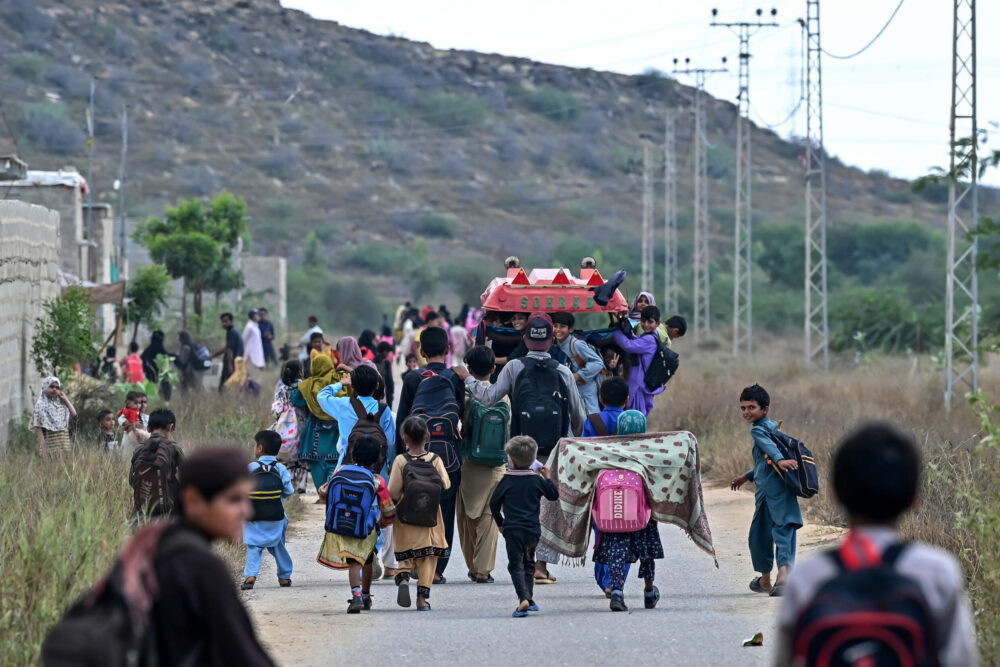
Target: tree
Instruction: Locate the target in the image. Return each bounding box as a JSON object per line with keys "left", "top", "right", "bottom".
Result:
{"left": 31, "top": 285, "right": 98, "bottom": 376}
{"left": 134, "top": 192, "right": 247, "bottom": 325}
{"left": 126, "top": 265, "right": 171, "bottom": 343}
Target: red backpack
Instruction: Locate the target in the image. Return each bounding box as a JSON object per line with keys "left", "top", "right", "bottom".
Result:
{"left": 591, "top": 469, "right": 651, "bottom": 533}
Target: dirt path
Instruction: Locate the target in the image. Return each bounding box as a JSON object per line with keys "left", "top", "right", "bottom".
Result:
{"left": 245, "top": 485, "right": 840, "bottom": 665}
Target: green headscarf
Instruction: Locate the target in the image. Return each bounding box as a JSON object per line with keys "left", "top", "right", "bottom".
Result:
{"left": 297, "top": 355, "right": 337, "bottom": 420}
{"left": 616, "top": 409, "right": 647, "bottom": 436}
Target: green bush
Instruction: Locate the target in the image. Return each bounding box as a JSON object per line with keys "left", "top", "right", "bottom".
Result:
{"left": 31, "top": 285, "right": 99, "bottom": 376}
{"left": 416, "top": 211, "right": 459, "bottom": 238}
{"left": 340, "top": 243, "right": 411, "bottom": 273}
{"left": 324, "top": 275, "right": 383, "bottom": 334}
{"left": 418, "top": 93, "right": 487, "bottom": 130}
{"left": 526, "top": 87, "right": 580, "bottom": 122}
{"left": 10, "top": 53, "right": 48, "bottom": 80}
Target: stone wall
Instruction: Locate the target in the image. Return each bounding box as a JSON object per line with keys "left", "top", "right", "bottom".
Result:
{"left": 4, "top": 182, "right": 83, "bottom": 277}
{"left": 0, "top": 201, "right": 60, "bottom": 448}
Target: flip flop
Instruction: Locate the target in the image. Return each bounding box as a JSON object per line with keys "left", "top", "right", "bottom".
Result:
{"left": 396, "top": 580, "right": 411, "bottom": 608}
{"left": 278, "top": 579, "right": 292, "bottom": 588}
{"left": 527, "top": 602, "right": 540, "bottom": 612}
{"left": 769, "top": 583, "right": 786, "bottom": 597}
{"left": 417, "top": 603, "right": 432, "bottom": 611}
{"left": 534, "top": 573, "right": 556, "bottom": 585}
{"left": 749, "top": 577, "right": 771, "bottom": 594}
{"left": 240, "top": 578, "right": 255, "bottom": 591}
{"left": 512, "top": 609, "right": 530, "bottom": 618}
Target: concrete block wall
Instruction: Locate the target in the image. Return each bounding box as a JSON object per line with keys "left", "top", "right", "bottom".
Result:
{"left": 0, "top": 201, "right": 60, "bottom": 448}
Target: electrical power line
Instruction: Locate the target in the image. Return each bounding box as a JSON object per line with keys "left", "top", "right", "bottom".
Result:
{"left": 822, "top": 0, "right": 905, "bottom": 60}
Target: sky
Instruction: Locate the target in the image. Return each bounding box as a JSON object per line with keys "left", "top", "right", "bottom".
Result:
{"left": 282, "top": 0, "right": 1000, "bottom": 186}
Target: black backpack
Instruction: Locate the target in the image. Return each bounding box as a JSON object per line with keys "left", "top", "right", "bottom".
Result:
{"left": 41, "top": 525, "right": 206, "bottom": 667}
{"left": 129, "top": 435, "right": 181, "bottom": 518}
{"left": 765, "top": 429, "right": 820, "bottom": 499}
{"left": 346, "top": 397, "right": 389, "bottom": 472}
{"left": 643, "top": 334, "right": 679, "bottom": 391}
{"left": 249, "top": 462, "right": 285, "bottom": 522}
{"left": 396, "top": 453, "right": 445, "bottom": 527}
{"left": 793, "top": 542, "right": 939, "bottom": 667}
{"left": 409, "top": 369, "right": 463, "bottom": 472}
{"left": 511, "top": 357, "right": 570, "bottom": 458}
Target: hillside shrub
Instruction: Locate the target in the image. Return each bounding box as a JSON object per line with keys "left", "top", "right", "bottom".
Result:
{"left": 1, "top": 0, "right": 52, "bottom": 33}
{"left": 526, "top": 87, "right": 580, "bottom": 122}
{"left": 10, "top": 53, "right": 47, "bottom": 80}
{"left": 43, "top": 63, "right": 90, "bottom": 98}
{"left": 19, "top": 102, "right": 85, "bottom": 155}
{"left": 496, "top": 133, "right": 522, "bottom": 163}
{"left": 827, "top": 221, "right": 943, "bottom": 284}
{"left": 176, "top": 165, "right": 220, "bottom": 196}
{"left": 178, "top": 59, "right": 216, "bottom": 95}
{"left": 110, "top": 29, "right": 136, "bottom": 59}
{"left": 341, "top": 243, "right": 411, "bottom": 273}
{"left": 418, "top": 92, "right": 487, "bottom": 131}
{"left": 257, "top": 147, "right": 302, "bottom": 181}
{"left": 437, "top": 153, "right": 468, "bottom": 180}
{"left": 303, "top": 126, "right": 338, "bottom": 155}
{"left": 324, "top": 276, "right": 384, "bottom": 334}
{"left": 416, "top": 211, "right": 460, "bottom": 238}
{"left": 367, "top": 68, "right": 415, "bottom": 105}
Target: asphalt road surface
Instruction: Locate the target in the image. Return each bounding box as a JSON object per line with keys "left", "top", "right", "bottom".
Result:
{"left": 246, "top": 486, "right": 837, "bottom": 666}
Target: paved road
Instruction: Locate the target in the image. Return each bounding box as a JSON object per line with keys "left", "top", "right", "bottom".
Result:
{"left": 247, "top": 486, "right": 836, "bottom": 666}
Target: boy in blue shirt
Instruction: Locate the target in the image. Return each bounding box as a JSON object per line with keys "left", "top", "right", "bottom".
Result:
{"left": 317, "top": 365, "right": 396, "bottom": 479}
{"left": 581, "top": 377, "right": 628, "bottom": 437}
{"left": 242, "top": 430, "right": 295, "bottom": 590}
{"left": 729, "top": 384, "right": 802, "bottom": 597}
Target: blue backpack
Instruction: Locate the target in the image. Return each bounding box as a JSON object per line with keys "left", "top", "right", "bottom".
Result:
{"left": 324, "top": 465, "right": 377, "bottom": 539}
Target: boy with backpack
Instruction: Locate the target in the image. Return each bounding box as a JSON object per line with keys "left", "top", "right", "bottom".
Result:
{"left": 318, "top": 434, "right": 396, "bottom": 613}
{"left": 242, "top": 430, "right": 295, "bottom": 591}
{"left": 456, "top": 311, "right": 584, "bottom": 585}
{"left": 389, "top": 416, "right": 451, "bottom": 611}
{"left": 729, "top": 384, "right": 802, "bottom": 597}
{"left": 129, "top": 408, "right": 183, "bottom": 520}
{"left": 774, "top": 423, "right": 978, "bottom": 666}
{"left": 395, "top": 326, "right": 465, "bottom": 582}
{"left": 581, "top": 376, "right": 628, "bottom": 437}
{"left": 551, "top": 311, "right": 605, "bottom": 415}
{"left": 458, "top": 345, "right": 509, "bottom": 584}
{"left": 489, "top": 436, "right": 559, "bottom": 617}
{"left": 317, "top": 365, "right": 396, "bottom": 478}
{"left": 612, "top": 306, "right": 668, "bottom": 417}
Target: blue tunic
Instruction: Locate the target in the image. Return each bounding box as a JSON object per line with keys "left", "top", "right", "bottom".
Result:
{"left": 243, "top": 456, "right": 295, "bottom": 548}
{"left": 745, "top": 417, "right": 802, "bottom": 526}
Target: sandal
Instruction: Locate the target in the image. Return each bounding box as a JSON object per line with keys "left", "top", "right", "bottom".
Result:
{"left": 395, "top": 573, "right": 411, "bottom": 608}
{"left": 278, "top": 578, "right": 292, "bottom": 587}
{"left": 749, "top": 577, "right": 771, "bottom": 594}
{"left": 240, "top": 577, "right": 256, "bottom": 591}
{"left": 433, "top": 574, "right": 447, "bottom": 585}
{"left": 769, "top": 583, "right": 786, "bottom": 597}
{"left": 534, "top": 571, "right": 556, "bottom": 585}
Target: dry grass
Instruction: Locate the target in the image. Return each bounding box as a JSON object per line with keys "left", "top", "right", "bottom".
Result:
{"left": 649, "top": 335, "right": 1000, "bottom": 658}
{"left": 0, "top": 372, "right": 279, "bottom": 666}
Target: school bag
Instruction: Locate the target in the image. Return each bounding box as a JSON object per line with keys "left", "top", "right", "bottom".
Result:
{"left": 463, "top": 392, "right": 510, "bottom": 467}
{"left": 764, "top": 428, "right": 820, "bottom": 499}
{"left": 643, "top": 334, "right": 680, "bottom": 391}
{"left": 591, "top": 469, "right": 652, "bottom": 533}
{"left": 346, "top": 396, "right": 389, "bottom": 472}
{"left": 324, "top": 464, "right": 378, "bottom": 539}
{"left": 40, "top": 523, "right": 206, "bottom": 667}
{"left": 194, "top": 344, "right": 212, "bottom": 370}
{"left": 409, "top": 369, "right": 463, "bottom": 472}
{"left": 129, "top": 434, "right": 181, "bottom": 518}
{"left": 510, "top": 357, "right": 570, "bottom": 458}
{"left": 396, "top": 453, "right": 445, "bottom": 527}
{"left": 249, "top": 462, "right": 285, "bottom": 522}
{"left": 793, "top": 538, "right": 939, "bottom": 667}
{"left": 586, "top": 413, "right": 617, "bottom": 437}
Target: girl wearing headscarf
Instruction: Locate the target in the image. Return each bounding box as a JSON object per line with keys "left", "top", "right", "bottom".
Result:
{"left": 142, "top": 330, "right": 174, "bottom": 400}
{"left": 222, "top": 357, "right": 261, "bottom": 397}
{"left": 273, "top": 361, "right": 309, "bottom": 493}
{"left": 335, "top": 336, "right": 378, "bottom": 372}
{"left": 628, "top": 292, "right": 669, "bottom": 339}
{"left": 289, "top": 354, "right": 349, "bottom": 493}
{"left": 591, "top": 410, "right": 664, "bottom": 612}
{"left": 31, "top": 376, "right": 77, "bottom": 455}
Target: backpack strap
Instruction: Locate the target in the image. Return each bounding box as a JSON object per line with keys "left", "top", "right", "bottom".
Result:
{"left": 375, "top": 404, "right": 388, "bottom": 420}
{"left": 879, "top": 542, "right": 909, "bottom": 567}
{"left": 587, "top": 413, "right": 609, "bottom": 437}
{"left": 350, "top": 396, "right": 370, "bottom": 421}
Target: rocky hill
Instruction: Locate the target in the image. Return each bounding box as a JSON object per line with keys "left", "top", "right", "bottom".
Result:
{"left": 0, "top": 0, "right": 966, "bottom": 323}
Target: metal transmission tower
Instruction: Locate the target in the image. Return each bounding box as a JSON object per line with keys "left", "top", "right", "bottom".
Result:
{"left": 712, "top": 7, "right": 779, "bottom": 356}
{"left": 801, "top": 3, "right": 829, "bottom": 371}
{"left": 673, "top": 58, "right": 727, "bottom": 336}
{"left": 944, "top": 0, "right": 979, "bottom": 411}
{"left": 640, "top": 136, "right": 655, "bottom": 293}
{"left": 662, "top": 108, "right": 679, "bottom": 316}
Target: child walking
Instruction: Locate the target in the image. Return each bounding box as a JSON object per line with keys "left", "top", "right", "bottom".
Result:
{"left": 729, "top": 384, "right": 802, "bottom": 596}
{"left": 489, "top": 436, "right": 559, "bottom": 618}
{"left": 775, "top": 423, "right": 978, "bottom": 665}
{"left": 388, "top": 416, "right": 450, "bottom": 611}
{"left": 591, "top": 410, "right": 664, "bottom": 612}
{"left": 243, "top": 431, "right": 295, "bottom": 590}
{"left": 317, "top": 435, "right": 395, "bottom": 613}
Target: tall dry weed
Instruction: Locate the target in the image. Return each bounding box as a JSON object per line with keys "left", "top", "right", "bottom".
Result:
{"left": 650, "top": 339, "right": 999, "bottom": 658}
{"left": 0, "top": 373, "right": 279, "bottom": 665}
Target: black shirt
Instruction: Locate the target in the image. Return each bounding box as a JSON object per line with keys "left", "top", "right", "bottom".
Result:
{"left": 489, "top": 472, "right": 559, "bottom": 533}
{"left": 225, "top": 326, "right": 244, "bottom": 358}
{"left": 394, "top": 362, "right": 465, "bottom": 454}
{"left": 152, "top": 522, "right": 275, "bottom": 666}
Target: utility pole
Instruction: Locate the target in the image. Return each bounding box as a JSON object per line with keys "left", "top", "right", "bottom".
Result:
{"left": 944, "top": 0, "right": 978, "bottom": 411}
{"left": 640, "top": 135, "right": 654, "bottom": 293}
{"left": 801, "top": 3, "right": 829, "bottom": 371}
{"left": 85, "top": 76, "right": 95, "bottom": 250}
{"left": 117, "top": 105, "right": 128, "bottom": 271}
{"left": 662, "top": 108, "right": 679, "bottom": 316}
{"left": 712, "top": 7, "right": 779, "bottom": 357}
{"left": 674, "top": 58, "right": 727, "bottom": 336}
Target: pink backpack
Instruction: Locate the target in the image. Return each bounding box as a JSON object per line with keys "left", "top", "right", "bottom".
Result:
{"left": 592, "top": 469, "right": 651, "bottom": 533}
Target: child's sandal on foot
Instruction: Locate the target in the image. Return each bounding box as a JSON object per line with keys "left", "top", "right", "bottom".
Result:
{"left": 240, "top": 578, "right": 255, "bottom": 590}
{"left": 644, "top": 586, "right": 660, "bottom": 609}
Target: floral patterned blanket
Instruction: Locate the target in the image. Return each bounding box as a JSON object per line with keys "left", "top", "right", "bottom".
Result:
{"left": 538, "top": 431, "right": 717, "bottom": 566}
